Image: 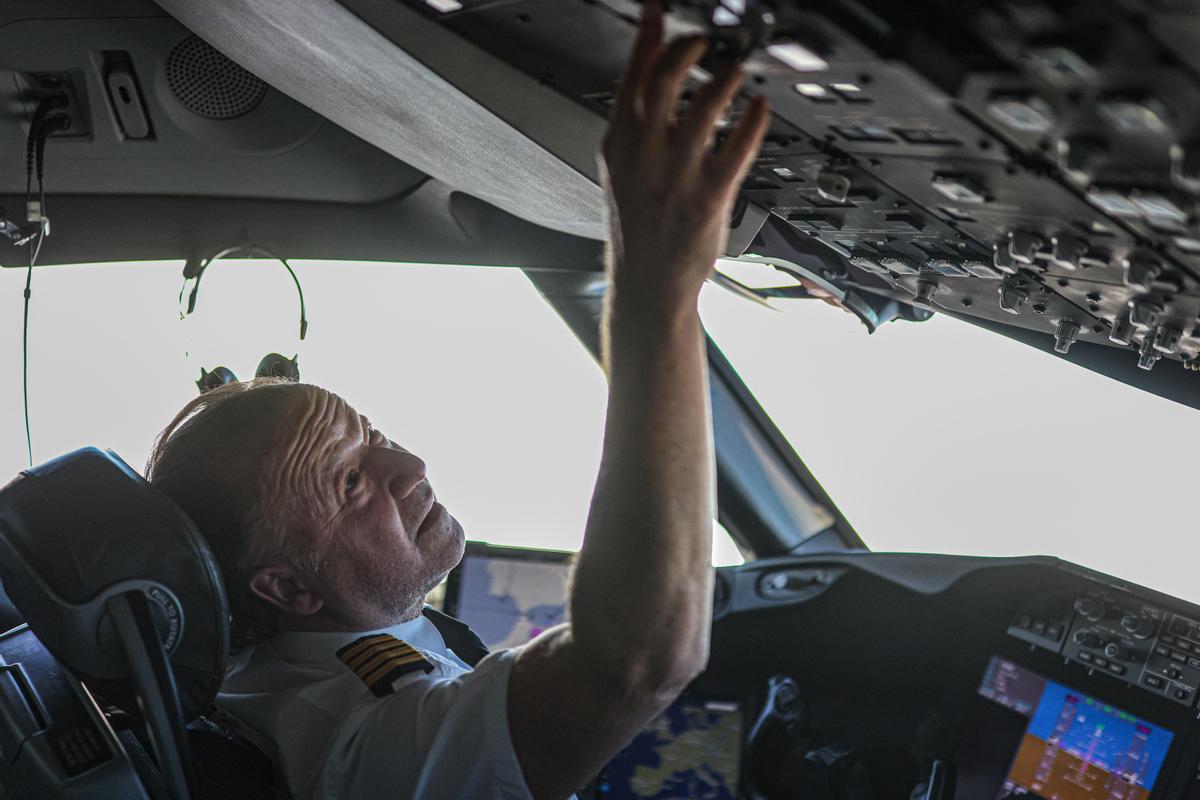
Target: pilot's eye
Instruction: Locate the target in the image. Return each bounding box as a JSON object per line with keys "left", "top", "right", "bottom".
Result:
{"left": 344, "top": 470, "right": 361, "bottom": 495}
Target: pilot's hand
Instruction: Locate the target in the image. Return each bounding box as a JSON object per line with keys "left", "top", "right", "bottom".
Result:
{"left": 600, "top": 3, "right": 770, "bottom": 311}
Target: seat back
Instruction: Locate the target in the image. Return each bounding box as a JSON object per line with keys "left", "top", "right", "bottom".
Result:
{"left": 0, "top": 448, "right": 229, "bottom": 719}
{"left": 0, "top": 448, "right": 234, "bottom": 800}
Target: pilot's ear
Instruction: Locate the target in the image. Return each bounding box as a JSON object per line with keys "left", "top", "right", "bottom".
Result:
{"left": 248, "top": 564, "right": 324, "bottom": 618}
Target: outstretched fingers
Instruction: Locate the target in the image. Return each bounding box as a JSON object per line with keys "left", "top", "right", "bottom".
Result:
{"left": 677, "top": 65, "right": 745, "bottom": 155}
{"left": 642, "top": 36, "right": 708, "bottom": 130}
{"left": 613, "top": 3, "right": 663, "bottom": 123}
{"left": 710, "top": 95, "right": 771, "bottom": 195}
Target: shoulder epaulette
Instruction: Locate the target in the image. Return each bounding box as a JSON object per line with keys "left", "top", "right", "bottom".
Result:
{"left": 336, "top": 633, "right": 434, "bottom": 697}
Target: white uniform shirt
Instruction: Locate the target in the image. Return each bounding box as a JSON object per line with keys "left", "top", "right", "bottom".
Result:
{"left": 216, "top": 612, "right": 535, "bottom": 800}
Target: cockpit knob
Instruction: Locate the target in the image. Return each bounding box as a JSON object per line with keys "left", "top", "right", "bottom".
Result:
{"left": 1073, "top": 630, "right": 1100, "bottom": 647}
{"left": 1074, "top": 597, "right": 1106, "bottom": 622}
{"left": 1121, "top": 614, "right": 1155, "bottom": 639}
{"left": 1103, "top": 642, "right": 1122, "bottom": 659}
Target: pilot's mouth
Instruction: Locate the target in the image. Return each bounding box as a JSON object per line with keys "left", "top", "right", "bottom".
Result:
{"left": 417, "top": 501, "right": 444, "bottom": 538}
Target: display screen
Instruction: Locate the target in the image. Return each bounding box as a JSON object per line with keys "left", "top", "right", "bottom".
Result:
{"left": 598, "top": 698, "right": 743, "bottom": 799}
{"left": 445, "top": 547, "right": 572, "bottom": 650}
{"left": 978, "top": 657, "right": 1174, "bottom": 800}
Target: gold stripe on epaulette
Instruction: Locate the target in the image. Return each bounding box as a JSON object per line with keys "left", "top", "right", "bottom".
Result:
{"left": 336, "top": 633, "right": 433, "bottom": 696}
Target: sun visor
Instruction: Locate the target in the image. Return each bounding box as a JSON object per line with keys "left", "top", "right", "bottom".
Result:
{"left": 154, "top": 0, "right": 605, "bottom": 240}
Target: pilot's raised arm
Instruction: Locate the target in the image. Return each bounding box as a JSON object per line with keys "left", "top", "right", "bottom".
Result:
{"left": 506, "top": 6, "right": 771, "bottom": 797}
{"left": 143, "top": 5, "right": 769, "bottom": 799}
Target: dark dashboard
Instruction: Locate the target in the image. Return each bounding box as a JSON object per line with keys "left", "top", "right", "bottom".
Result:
{"left": 677, "top": 553, "right": 1200, "bottom": 799}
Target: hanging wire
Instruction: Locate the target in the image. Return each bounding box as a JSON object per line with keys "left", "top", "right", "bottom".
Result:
{"left": 20, "top": 98, "right": 68, "bottom": 466}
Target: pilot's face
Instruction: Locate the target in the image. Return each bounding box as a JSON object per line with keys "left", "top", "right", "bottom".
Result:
{"left": 263, "top": 385, "right": 465, "bottom": 628}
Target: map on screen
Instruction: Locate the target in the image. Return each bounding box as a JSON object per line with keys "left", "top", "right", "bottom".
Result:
{"left": 452, "top": 549, "right": 572, "bottom": 650}
{"left": 599, "top": 699, "right": 743, "bottom": 799}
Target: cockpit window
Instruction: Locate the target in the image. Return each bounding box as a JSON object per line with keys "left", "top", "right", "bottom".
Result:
{"left": 0, "top": 260, "right": 743, "bottom": 565}
{"left": 700, "top": 278, "right": 1198, "bottom": 602}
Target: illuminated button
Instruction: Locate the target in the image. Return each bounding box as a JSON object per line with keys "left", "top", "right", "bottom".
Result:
{"left": 1178, "top": 640, "right": 1193, "bottom": 653}
{"left": 1171, "top": 651, "right": 1188, "bottom": 663}
{"left": 1046, "top": 624, "right": 1063, "bottom": 639}
{"left": 1094, "top": 657, "right": 1110, "bottom": 668}
{"left": 1155, "top": 645, "right": 1171, "bottom": 657}
{"left": 1144, "top": 674, "right": 1165, "bottom": 689}
{"left": 1078, "top": 651, "right": 1094, "bottom": 663}
{"left": 1018, "top": 614, "right": 1033, "bottom": 629}
{"left": 1162, "top": 635, "right": 1177, "bottom": 646}
{"left": 1108, "top": 662, "right": 1126, "bottom": 676}
{"left": 1189, "top": 658, "right": 1200, "bottom": 670}
{"left": 1032, "top": 620, "right": 1047, "bottom": 635}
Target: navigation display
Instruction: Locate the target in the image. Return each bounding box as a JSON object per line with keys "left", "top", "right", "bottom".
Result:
{"left": 441, "top": 544, "right": 574, "bottom": 650}
{"left": 978, "top": 657, "right": 1174, "bottom": 800}
{"left": 598, "top": 699, "right": 743, "bottom": 799}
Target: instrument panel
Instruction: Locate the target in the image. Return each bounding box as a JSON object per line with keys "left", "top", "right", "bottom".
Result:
{"left": 687, "top": 553, "right": 1200, "bottom": 799}
{"left": 403, "top": 0, "right": 1200, "bottom": 378}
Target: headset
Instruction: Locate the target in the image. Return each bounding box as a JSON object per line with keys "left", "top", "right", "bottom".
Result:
{"left": 178, "top": 243, "right": 308, "bottom": 394}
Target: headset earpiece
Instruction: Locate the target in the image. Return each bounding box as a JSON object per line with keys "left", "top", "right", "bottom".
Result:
{"left": 255, "top": 353, "right": 300, "bottom": 382}
{"left": 196, "top": 366, "right": 239, "bottom": 394}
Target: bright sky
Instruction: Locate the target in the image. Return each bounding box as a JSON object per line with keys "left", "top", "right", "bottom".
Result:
{"left": 1, "top": 259, "right": 1196, "bottom": 600}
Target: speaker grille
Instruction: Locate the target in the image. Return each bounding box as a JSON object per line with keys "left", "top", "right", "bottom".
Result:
{"left": 166, "top": 35, "right": 267, "bottom": 120}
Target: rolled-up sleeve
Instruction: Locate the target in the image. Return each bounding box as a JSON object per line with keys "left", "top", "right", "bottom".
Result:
{"left": 319, "top": 649, "right": 533, "bottom": 800}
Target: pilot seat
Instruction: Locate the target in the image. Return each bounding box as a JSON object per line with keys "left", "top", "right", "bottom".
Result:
{"left": 0, "top": 447, "right": 278, "bottom": 799}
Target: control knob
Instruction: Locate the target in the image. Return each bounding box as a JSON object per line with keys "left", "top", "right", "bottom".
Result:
{"left": 1103, "top": 642, "right": 1123, "bottom": 660}
{"left": 1074, "top": 630, "right": 1101, "bottom": 648}
{"left": 1074, "top": 597, "right": 1107, "bottom": 622}
{"left": 1121, "top": 614, "right": 1155, "bottom": 640}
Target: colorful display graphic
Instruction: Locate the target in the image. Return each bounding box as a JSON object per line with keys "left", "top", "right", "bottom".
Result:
{"left": 979, "top": 657, "right": 1173, "bottom": 800}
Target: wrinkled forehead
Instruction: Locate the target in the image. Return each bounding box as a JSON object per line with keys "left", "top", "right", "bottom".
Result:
{"left": 256, "top": 385, "right": 359, "bottom": 527}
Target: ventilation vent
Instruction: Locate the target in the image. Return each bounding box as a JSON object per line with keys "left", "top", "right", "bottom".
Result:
{"left": 166, "top": 35, "right": 267, "bottom": 119}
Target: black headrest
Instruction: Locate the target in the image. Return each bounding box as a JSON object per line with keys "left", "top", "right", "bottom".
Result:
{"left": 0, "top": 448, "right": 229, "bottom": 720}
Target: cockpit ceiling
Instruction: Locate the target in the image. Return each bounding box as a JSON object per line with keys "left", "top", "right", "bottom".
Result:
{"left": 151, "top": 0, "right": 606, "bottom": 240}
{"left": 0, "top": 2, "right": 424, "bottom": 206}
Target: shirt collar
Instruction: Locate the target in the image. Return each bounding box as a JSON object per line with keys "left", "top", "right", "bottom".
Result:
{"left": 254, "top": 607, "right": 471, "bottom": 673}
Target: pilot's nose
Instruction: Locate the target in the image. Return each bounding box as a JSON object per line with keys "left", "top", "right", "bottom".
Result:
{"left": 381, "top": 448, "right": 427, "bottom": 500}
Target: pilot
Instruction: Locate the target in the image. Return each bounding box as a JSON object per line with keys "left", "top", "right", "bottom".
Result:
{"left": 143, "top": 6, "right": 770, "bottom": 798}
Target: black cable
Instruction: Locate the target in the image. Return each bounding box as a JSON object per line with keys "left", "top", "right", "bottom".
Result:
{"left": 20, "top": 104, "right": 68, "bottom": 466}
{"left": 21, "top": 256, "right": 33, "bottom": 466}
{"left": 279, "top": 256, "right": 309, "bottom": 340}
{"left": 24, "top": 95, "right": 66, "bottom": 198}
